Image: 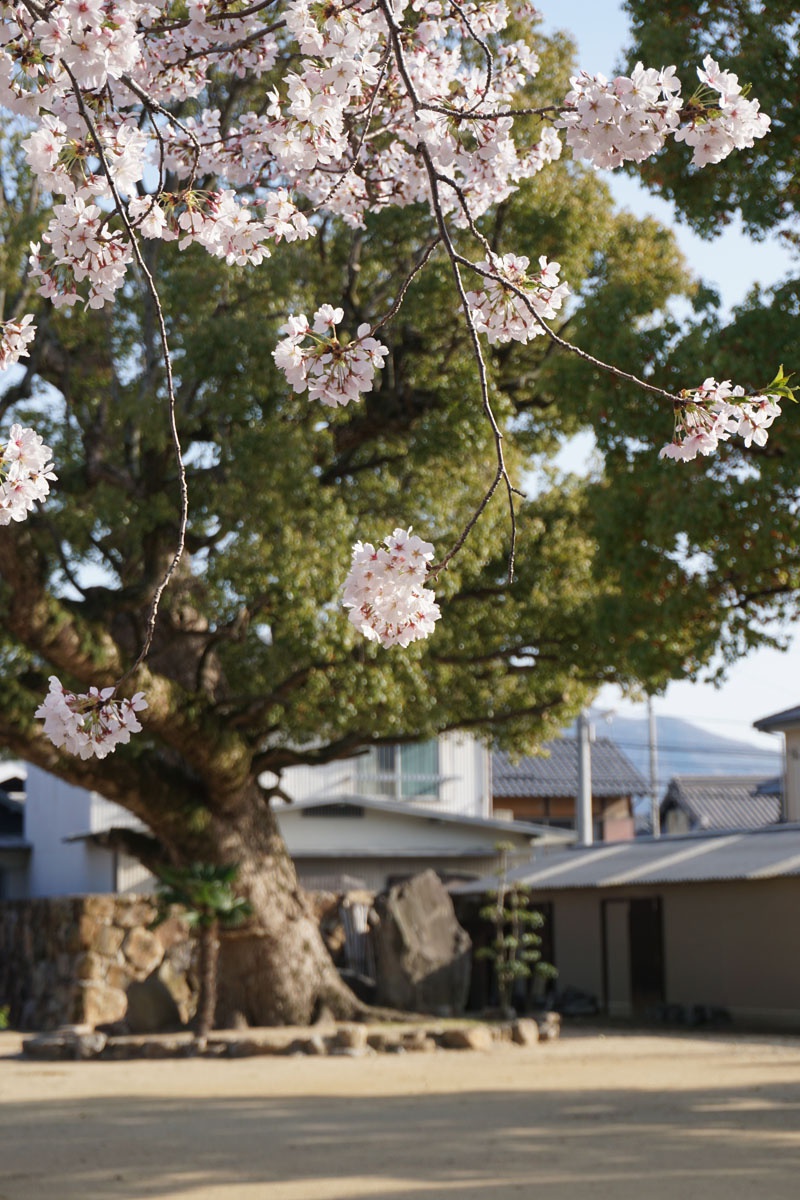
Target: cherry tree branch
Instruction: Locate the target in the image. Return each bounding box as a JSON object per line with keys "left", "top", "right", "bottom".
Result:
{"left": 379, "top": 0, "right": 522, "bottom": 582}
{"left": 61, "top": 64, "right": 190, "bottom": 691}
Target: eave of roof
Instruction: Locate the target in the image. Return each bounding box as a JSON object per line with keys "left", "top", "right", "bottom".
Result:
{"left": 291, "top": 847, "right": 504, "bottom": 860}
{"left": 273, "top": 793, "right": 574, "bottom": 843}
{"left": 452, "top": 824, "right": 800, "bottom": 894}
{"left": 754, "top": 704, "right": 800, "bottom": 732}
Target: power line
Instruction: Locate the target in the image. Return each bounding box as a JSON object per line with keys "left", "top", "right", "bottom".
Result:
{"left": 610, "top": 739, "right": 780, "bottom": 760}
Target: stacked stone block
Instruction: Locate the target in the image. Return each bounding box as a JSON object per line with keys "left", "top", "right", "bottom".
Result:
{"left": 0, "top": 895, "right": 193, "bottom": 1031}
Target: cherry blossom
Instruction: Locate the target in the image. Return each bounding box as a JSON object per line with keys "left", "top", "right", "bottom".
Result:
{"left": 558, "top": 63, "right": 683, "bottom": 169}
{"left": 466, "top": 254, "right": 569, "bottom": 344}
{"left": 0, "top": 314, "right": 36, "bottom": 370}
{"left": 342, "top": 527, "right": 441, "bottom": 648}
{"left": 674, "top": 56, "right": 771, "bottom": 167}
{"left": 0, "top": 423, "right": 56, "bottom": 524}
{"left": 659, "top": 379, "right": 782, "bottom": 463}
{"left": 0, "top": 1, "right": 780, "bottom": 752}
{"left": 35, "top": 676, "right": 148, "bottom": 759}
{"left": 273, "top": 307, "right": 389, "bottom": 407}
{"left": 557, "top": 56, "right": 769, "bottom": 171}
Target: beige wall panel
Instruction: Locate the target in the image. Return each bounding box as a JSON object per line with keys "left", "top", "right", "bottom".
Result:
{"left": 541, "top": 891, "right": 604, "bottom": 1000}
{"left": 663, "top": 878, "right": 800, "bottom": 1024}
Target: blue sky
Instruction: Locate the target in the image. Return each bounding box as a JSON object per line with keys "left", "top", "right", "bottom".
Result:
{"left": 536, "top": 2, "right": 796, "bottom": 750}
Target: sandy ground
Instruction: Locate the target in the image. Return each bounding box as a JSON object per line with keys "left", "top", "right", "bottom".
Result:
{"left": 2, "top": 1029, "right": 800, "bottom": 1200}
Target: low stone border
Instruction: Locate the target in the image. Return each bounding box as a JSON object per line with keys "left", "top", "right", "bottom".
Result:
{"left": 21, "top": 1013, "right": 560, "bottom": 1061}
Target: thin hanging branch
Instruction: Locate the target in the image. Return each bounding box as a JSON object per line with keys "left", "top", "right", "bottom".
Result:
{"left": 62, "top": 65, "right": 189, "bottom": 689}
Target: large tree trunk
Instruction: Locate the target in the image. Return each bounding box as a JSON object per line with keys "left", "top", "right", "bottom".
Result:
{"left": 180, "top": 781, "right": 361, "bottom": 1027}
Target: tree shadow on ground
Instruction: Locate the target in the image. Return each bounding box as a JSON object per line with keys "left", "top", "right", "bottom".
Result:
{"left": 3, "top": 1070, "right": 800, "bottom": 1200}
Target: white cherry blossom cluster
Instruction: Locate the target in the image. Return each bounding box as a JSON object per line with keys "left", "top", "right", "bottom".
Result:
{"left": 35, "top": 676, "right": 148, "bottom": 760}
{"left": 129, "top": 189, "right": 313, "bottom": 264}
{"left": 30, "top": 0, "right": 141, "bottom": 95}
{"left": 674, "top": 57, "right": 771, "bottom": 167}
{"left": 342, "top": 527, "right": 441, "bottom": 648}
{"left": 0, "top": 1, "right": 781, "bottom": 703}
{"left": 0, "top": 0, "right": 772, "bottom": 341}
{"left": 558, "top": 56, "right": 769, "bottom": 172}
{"left": 466, "top": 255, "right": 569, "bottom": 344}
{"left": 273, "top": 306, "right": 389, "bottom": 407}
{"left": 0, "top": 314, "right": 36, "bottom": 370}
{"left": 558, "top": 62, "right": 683, "bottom": 169}
{"left": 29, "top": 200, "right": 134, "bottom": 310}
{"left": 0, "top": 424, "right": 57, "bottom": 525}
{"left": 659, "top": 379, "right": 782, "bottom": 463}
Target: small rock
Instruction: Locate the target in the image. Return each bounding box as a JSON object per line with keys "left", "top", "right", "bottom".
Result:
{"left": 536, "top": 1012, "right": 561, "bottom": 1042}
{"left": 122, "top": 928, "right": 164, "bottom": 976}
{"left": 202, "top": 1042, "right": 228, "bottom": 1058}
{"left": 332, "top": 1023, "right": 368, "bottom": 1051}
{"left": 440, "top": 1026, "right": 493, "bottom": 1052}
{"left": 95, "top": 924, "right": 126, "bottom": 958}
{"left": 402, "top": 1030, "right": 437, "bottom": 1053}
{"left": 80, "top": 981, "right": 127, "bottom": 1029}
{"left": 510, "top": 1019, "right": 540, "bottom": 1047}
{"left": 75, "top": 1032, "right": 107, "bottom": 1059}
{"left": 23, "top": 1030, "right": 106, "bottom": 1061}
{"left": 24, "top": 1033, "right": 74, "bottom": 1061}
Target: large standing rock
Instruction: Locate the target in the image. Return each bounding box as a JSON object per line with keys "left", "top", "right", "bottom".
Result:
{"left": 372, "top": 871, "right": 471, "bottom": 1015}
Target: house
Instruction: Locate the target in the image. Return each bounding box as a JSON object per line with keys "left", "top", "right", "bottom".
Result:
{"left": 2, "top": 732, "right": 563, "bottom": 899}
{"left": 15, "top": 765, "right": 151, "bottom": 899}
{"left": 492, "top": 738, "right": 647, "bottom": 841}
{"left": 0, "top": 761, "right": 29, "bottom": 900}
{"left": 271, "top": 793, "right": 569, "bottom": 893}
{"left": 754, "top": 703, "right": 800, "bottom": 821}
{"left": 660, "top": 774, "right": 782, "bottom": 834}
{"left": 269, "top": 733, "right": 576, "bottom": 890}
{"left": 274, "top": 732, "right": 491, "bottom": 818}
{"left": 454, "top": 824, "right": 800, "bottom": 1030}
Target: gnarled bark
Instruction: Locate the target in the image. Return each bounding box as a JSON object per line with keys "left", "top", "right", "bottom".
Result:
{"left": 175, "top": 783, "right": 360, "bottom": 1026}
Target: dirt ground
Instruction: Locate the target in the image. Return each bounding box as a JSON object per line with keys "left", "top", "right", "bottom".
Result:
{"left": 2, "top": 1028, "right": 800, "bottom": 1200}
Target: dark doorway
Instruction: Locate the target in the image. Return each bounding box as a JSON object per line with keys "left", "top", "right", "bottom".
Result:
{"left": 629, "top": 896, "right": 665, "bottom": 1013}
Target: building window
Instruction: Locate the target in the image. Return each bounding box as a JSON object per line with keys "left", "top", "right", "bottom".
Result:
{"left": 357, "top": 740, "right": 440, "bottom": 800}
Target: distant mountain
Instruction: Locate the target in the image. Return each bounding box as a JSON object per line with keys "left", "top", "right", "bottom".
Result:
{"left": 588, "top": 713, "right": 782, "bottom": 796}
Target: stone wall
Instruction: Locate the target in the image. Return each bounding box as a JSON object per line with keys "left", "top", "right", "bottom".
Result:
{"left": 0, "top": 895, "right": 194, "bottom": 1032}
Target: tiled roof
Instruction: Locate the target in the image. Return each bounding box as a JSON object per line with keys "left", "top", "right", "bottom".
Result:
{"left": 662, "top": 775, "right": 781, "bottom": 832}
{"left": 452, "top": 825, "right": 800, "bottom": 894}
{"left": 493, "top": 738, "right": 648, "bottom": 800}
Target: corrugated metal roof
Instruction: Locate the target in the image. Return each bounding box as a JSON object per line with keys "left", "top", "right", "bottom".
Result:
{"left": 493, "top": 738, "right": 647, "bottom": 799}
{"left": 452, "top": 825, "right": 800, "bottom": 893}
{"left": 662, "top": 775, "right": 781, "bottom": 831}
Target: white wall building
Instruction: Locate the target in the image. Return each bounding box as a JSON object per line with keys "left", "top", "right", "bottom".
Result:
{"left": 1, "top": 733, "right": 534, "bottom": 898}
{"left": 274, "top": 732, "right": 491, "bottom": 818}
{"left": 2, "top": 764, "right": 149, "bottom": 899}
{"left": 273, "top": 794, "right": 567, "bottom": 893}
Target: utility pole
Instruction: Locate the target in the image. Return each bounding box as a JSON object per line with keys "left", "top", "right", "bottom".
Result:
{"left": 576, "top": 709, "right": 593, "bottom": 846}
{"left": 648, "top": 695, "right": 661, "bottom": 838}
